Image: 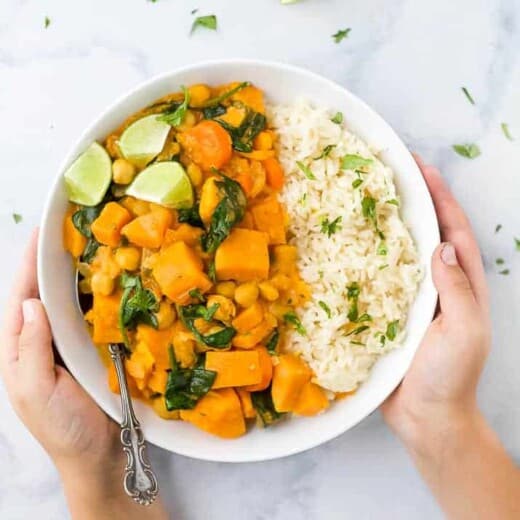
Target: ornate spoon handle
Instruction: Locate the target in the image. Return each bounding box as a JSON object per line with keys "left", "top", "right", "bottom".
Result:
{"left": 109, "top": 343, "right": 159, "bottom": 506}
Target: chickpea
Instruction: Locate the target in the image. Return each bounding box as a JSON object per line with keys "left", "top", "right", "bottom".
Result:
{"left": 173, "top": 336, "right": 197, "bottom": 368}
{"left": 155, "top": 301, "right": 176, "bottom": 330}
{"left": 270, "top": 273, "right": 291, "bottom": 291}
{"left": 78, "top": 278, "right": 92, "bottom": 294}
{"left": 91, "top": 272, "right": 114, "bottom": 296}
{"left": 115, "top": 247, "right": 141, "bottom": 271}
{"left": 216, "top": 281, "right": 236, "bottom": 299}
{"left": 178, "top": 110, "right": 196, "bottom": 131}
{"left": 234, "top": 282, "right": 259, "bottom": 307}
{"left": 112, "top": 158, "right": 136, "bottom": 185}
{"left": 188, "top": 84, "right": 211, "bottom": 107}
{"left": 187, "top": 163, "right": 203, "bottom": 188}
{"left": 258, "top": 281, "right": 279, "bottom": 302}
{"left": 207, "top": 295, "right": 236, "bottom": 323}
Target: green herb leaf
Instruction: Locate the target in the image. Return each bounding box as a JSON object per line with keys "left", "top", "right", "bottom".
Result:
{"left": 378, "top": 264, "right": 389, "bottom": 270}
{"left": 356, "top": 313, "right": 372, "bottom": 323}
{"left": 157, "top": 86, "right": 190, "bottom": 127}
{"left": 314, "top": 144, "right": 336, "bottom": 160}
{"left": 347, "top": 282, "right": 360, "bottom": 300}
{"left": 298, "top": 193, "right": 308, "bottom": 205}
{"left": 501, "top": 123, "right": 513, "bottom": 141}
{"left": 296, "top": 161, "right": 316, "bottom": 180}
{"left": 461, "top": 87, "right": 475, "bottom": 105}
{"left": 386, "top": 320, "right": 399, "bottom": 341}
{"left": 188, "top": 288, "right": 205, "bottom": 302}
{"left": 346, "top": 325, "right": 369, "bottom": 337}
{"left": 453, "top": 143, "right": 481, "bottom": 159}
{"left": 495, "top": 258, "right": 505, "bottom": 265}
{"left": 217, "top": 110, "right": 266, "bottom": 152}
{"left": 331, "top": 112, "right": 343, "bottom": 124}
{"left": 346, "top": 282, "right": 360, "bottom": 322}
{"left": 204, "top": 81, "right": 250, "bottom": 107}
{"left": 379, "top": 334, "right": 387, "bottom": 347}
{"left": 352, "top": 178, "right": 363, "bottom": 189}
{"left": 191, "top": 14, "right": 217, "bottom": 34}
{"left": 164, "top": 346, "right": 216, "bottom": 411}
{"left": 191, "top": 8, "right": 198, "bottom": 14}
{"left": 72, "top": 205, "right": 104, "bottom": 263}
{"left": 265, "top": 329, "right": 280, "bottom": 355}
{"left": 44, "top": 16, "right": 51, "bottom": 28}
{"left": 320, "top": 216, "right": 342, "bottom": 237}
{"left": 341, "top": 154, "right": 373, "bottom": 171}
{"left": 499, "top": 269, "right": 510, "bottom": 276}
{"left": 361, "top": 196, "right": 377, "bottom": 224}
{"left": 318, "top": 300, "right": 332, "bottom": 318}
{"left": 12, "top": 213, "right": 22, "bottom": 224}
{"left": 332, "top": 28, "right": 351, "bottom": 43}
{"left": 515, "top": 238, "right": 520, "bottom": 251}
{"left": 377, "top": 241, "right": 388, "bottom": 256}
{"left": 178, "top": 204, "right": 204, "bottom": 228}
{"left": 208, "top": 261, "right": 217, "bottom": 283}
{"left": 283, "top": 312, "right": 306, "bottom": 336}
{"left": 386, "top": 199, "right": 399, "bottom": 206}
{"left": 201, "top": 174, "right": 247, "bottom": 253}
{"left": 495, "top": 224, "right": 502, "bottom": 233}
{"left": 251, "top": 387, "right": 285, "bottom": 426}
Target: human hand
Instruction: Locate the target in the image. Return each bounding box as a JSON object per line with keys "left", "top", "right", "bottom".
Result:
{"left": 382, "top": 156, "right": 491, "bottom": 453}
{"left": 0, "top": 230, "right": 167, "bottom": 519}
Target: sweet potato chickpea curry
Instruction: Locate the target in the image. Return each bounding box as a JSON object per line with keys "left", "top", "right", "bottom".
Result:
{"left": 63, "top": 82, "right": 332, "bottom": 438}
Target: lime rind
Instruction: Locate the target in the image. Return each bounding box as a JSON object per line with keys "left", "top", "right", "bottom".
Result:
{"left": 64, "top": 142, "right": 112, "bottom": 206}
{"left": 126, "top": 161, "right": 194, "bottom": 209}
{"left": 118, "top": 114, "right": 171, "bottom": 168}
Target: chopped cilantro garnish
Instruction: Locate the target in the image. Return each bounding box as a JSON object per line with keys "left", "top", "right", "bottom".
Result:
{"left": 318, "top": 300, "right": 332, "bottom": 318}
{"left": 191, "top": 14, "right": 217, "bottom": 33}
{"left": 386, "top": 199, "right": 399, "bottom": 206}
{"left": 453, "top": 143, "right": 481, "bottom": 159}
{"left": 283, "top": 312, "right": 307, "bottom": 335}
{"left": 12, "top": 213, "right": 22, "bottom": 224}
{"left": 346, "top": 325, "right": 369, "bottom": 337}
{"left": 331, "top": 112, "right": 343, "bottom": 124}
{"left": 320, "top": 216, "right": 342, "bottom": 237}
{"left": 341, "top": 154, "right": 372, "bottom": 171}
{"left": 332, "top": 28, "right": 351, "bottom": 43}
{"left": 296, "top": 161, "right": 316, "bottom": 180}
{"left": 386, "top": 320, "right": 399, "bottom": 341}
{"left": 461, "top": 87, "right": 475, "bottom": 105}
{"left": 377, "top": 241, "right": 388, "bottom": 256}
{"left": 501, "top": 123, "right": 514, "bottom": 141}
{"left": 314, "top": 144, "right": 336, "bottom": 160}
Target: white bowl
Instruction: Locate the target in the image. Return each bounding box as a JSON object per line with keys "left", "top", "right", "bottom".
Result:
{"left": 38, "top": 59, "right": 439, "bottom": 463}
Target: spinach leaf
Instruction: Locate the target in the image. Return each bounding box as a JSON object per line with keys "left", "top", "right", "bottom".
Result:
{"left": 118, "top": 273, "right": 159, "bottom": 349}
{"left": 157, "top": 86, "right": 190, "bottom": 127}
{"left": 265, "top": 329, "right": 280, "bottom": 355}
{"left": 202, "top": 104, "right": 227, "bottom": 120}
{"left": 72, "top": 205, "right": 103, "bottom": 263}
{"left": 217, "top": 111, "right": 266, "bottom": 153}
{"left": 178, "top": 204, "right": 204, "bottom": 229}
{"left": 178, "top": 303, "right": 236, "bottom": 349}
{"left": 251, "top": 387, "right": 285, "bottom": 427}
{"left": 208, "top": 261, "right": 217, "bottom": 283}
{"left": 201, "top": 174, "right": 246, "bottom": 253}
{"left": 204, "top": 81, "right": 251, "bottom": 107}
{"left": 164, "top": 346, "right": 216, "bottom": 411}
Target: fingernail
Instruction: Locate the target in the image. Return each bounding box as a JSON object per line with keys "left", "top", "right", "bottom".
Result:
{"left": 22, "top": 300, "right": 36, "bottom": 323}
{"left": 441, "top": 242, "right": 458, "bottom": 266}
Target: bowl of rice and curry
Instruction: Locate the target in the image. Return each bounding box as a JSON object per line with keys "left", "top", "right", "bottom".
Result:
{"left": 38, "top": 60, "right": 439, "bottom": 462}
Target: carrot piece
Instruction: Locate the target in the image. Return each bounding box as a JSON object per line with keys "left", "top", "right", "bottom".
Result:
{"left": 263, "top": 158, "right": 285, "bottom": 190}
{"left": 91, "top": 202, "right": 132, "bottom": 247}
{"left": 179, "top": 120, "right": 232, "bottom": 171}
{"left": 250, "top": 196, "right": 286, "bottom": 245}
{"left": 292, "top": 382, "right": 330, "bottom": 416}
{"left": 63, "top": 210, "right": 87, "bottom": 258}
{"left": 244, "top": 346, "right": 273, "bottom": 392}
{"left": 180, "top": 388, "right": 246, "bottom": 438}
{"left": 121, "top": 206, "right": 172, "bottom": 249}
{"left": 236, "top": 172, "right": 254, "bottom": 196}
{"left": 271, "top": 354, "right": 312, "bottom": 412}
{"left": 237, "top": 388, "right": 256, "bottom": 419}
{"left": 205, "top": 350, "right": 262, "bottom": 389}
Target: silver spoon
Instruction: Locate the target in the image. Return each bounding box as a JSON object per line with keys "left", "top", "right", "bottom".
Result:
{"left": 75, "top": 272, "right": 159, "bottom": 506}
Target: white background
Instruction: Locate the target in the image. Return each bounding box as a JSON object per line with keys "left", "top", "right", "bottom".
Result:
{"left": 1, "top": 0, "right": 519, "bottom": 518}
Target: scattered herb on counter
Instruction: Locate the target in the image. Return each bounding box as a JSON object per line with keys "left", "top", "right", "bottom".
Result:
{"left": 495, "top": 224, "right": 502, "bottom": 233}
{"left": 296, "top": 161, "right": 316, "bottom": 180}
{"left": 191, "top": 8, "right": 198, "bottom": 14}
{"left": 251, "top": 387, "right": 285, "bottom": 426}
{"left": 515, "top": 238, "right": 520, "bottom": 251}
{"left": 461, "top": 87, "right": 475, "bottom": 105}
{"left": 191, "top": 14, "right": 217, "bottom": 34}
{"left": 341, "top": 154, "right": 373, "bottom": 171}
{"left": 331, "top": 112, "right": 343, "bottom": 124}
{"left": 318, "top": 300, "right": 332, "bottom": 318}
{"left": 72, "top": 205, "right": 103, "bottom": 263}
{"left": 346, "top": 325, "right": 369, "bottom": 337}
{"left": 157, "top": 86, "right": 190, "bottom": 127}
{"left": 44, "top": 16, "right": 51, "bottom": 28}
{"left": 501, "top": 123, "right": 514, "bottom": 141}
{"left": 496, "top": 258, "right": 505, "bottom": 265}
{"left": 265, "top": 329, "right": 280, "bottom": 355}
{"left": 12, "top": 213, "right": 22, "bottom": 224}
{"left": 178, "top": 204, "right": 204, "bottom": 228}
{"left": 314, "top": 144, "right": 336, "bottom": 160}
{"left": 283, "top": 312, "right": 307, "bottom": 336}
{"left": 164, "top": 346, "right": 216, "bottom": 411}
{"left": 332, "top": 28, "right": 351, "bottom": 43}
{"left": 377, "top": 241, "right": 388, "bottom": 256}
{"left": 204, "top": 81, "right": 250, "bottom": 107}
{"left": 453, "top": 143, "right": 481, "bottom": 159}
{"left": 320, "top": 216, "right": 342, "bottom": 237}
{"left": 201, "top": 174, "right": 247, "bottom": 253}
{"left": 386, "top": 199, "right": 399, "bottom": 206}
{"left": 386, "top": 320, "right": 399, "bottom": 341}
{"left": 499, "top": 269, "right": 510, "bottom": 276}
{"left": 217, "top": 111, "right": 266, "bottom": 152}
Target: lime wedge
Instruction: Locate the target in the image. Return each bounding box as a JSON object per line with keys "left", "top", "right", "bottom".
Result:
{"left": 126, "top": 161, "right": 194, "bottom": 209}
{"left": 118, "top": 114, "right": 171, "bottom": 168}
{"left": 64, "top": 142, "right": 112, "bottom": 206}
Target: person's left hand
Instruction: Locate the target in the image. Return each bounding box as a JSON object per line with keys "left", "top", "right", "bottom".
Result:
{"left": 0, "top": 229, "right": 120, "bottom": 478}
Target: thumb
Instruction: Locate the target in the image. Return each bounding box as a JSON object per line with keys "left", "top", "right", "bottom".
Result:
{"left": 17, "top": 299, "right": 56, "bottom": 387}
{"left": 432, "top": 242, "right": 479, "bottom": 324}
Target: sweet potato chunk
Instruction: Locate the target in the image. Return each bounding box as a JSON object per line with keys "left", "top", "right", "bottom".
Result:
{"left": 251, "top": 197, "right": 286, "bottom": 245}
{"left": 180, "top": 388, "right": 246, "bottom": 438}
{"left": 244, "top": 346, "right": 273, "bottom": 392}
{"left": 205, "top": 350, "right": 262, "bottom": 389}
{"left": 91, "top": 202, "right": 132, "bottom": 247}
{"left": 237, "top": 389, "right": 256, "bottom": 419}
{"left": 63, "top": 211, "right": 87, "bottom": 258}
{"left": 136, "top": 324, "right": 174, "bottom": 369}
{"left": 292, "top": 382, "right": 330, "bottom": 416}
{"left": 231, "top": 302, "right": 264, "bottom": 333}
{"left": 271, "top": 354, "right": 312, "bottom": 413}
{"left": 215, "top": 229, "right": 269, "bottom": 282}
{"left": 271, "top": 245, "right": 298, "bottom": 275}
{"left": 152, "top": 241, "right": 212, "bottom": 304}
{"left": 199, "top": 177, "right": 221, "bottom": 226}
{"left": 91, "top": 291, "right": 123, "bottom": 344}
{"left": 163, "top": 224, "right": 203, "bottom": 248}
{"left": 232, "top": 313, "right": 277, "bottom": 349}
{"left": 121, "top": 206, "right": 172, "bottom": 249}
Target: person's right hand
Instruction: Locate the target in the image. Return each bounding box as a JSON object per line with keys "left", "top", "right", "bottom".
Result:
{"left": 382, "top": 156, "right": 491, "bottom": 452}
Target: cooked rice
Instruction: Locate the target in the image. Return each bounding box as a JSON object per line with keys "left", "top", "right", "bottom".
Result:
{"left": 268, "top": 99, "right": 422, "bottom": 393}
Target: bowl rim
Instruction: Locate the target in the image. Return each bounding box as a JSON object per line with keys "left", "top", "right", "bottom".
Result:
{"left": 38, "top": 58, "right": 439, "bottom": 462}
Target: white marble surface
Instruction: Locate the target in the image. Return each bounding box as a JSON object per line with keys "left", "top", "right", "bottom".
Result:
{"left": 1, "top": 0, "right": 519, "bottom": 518}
